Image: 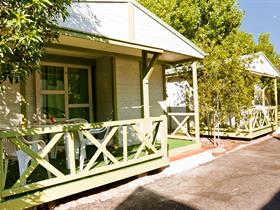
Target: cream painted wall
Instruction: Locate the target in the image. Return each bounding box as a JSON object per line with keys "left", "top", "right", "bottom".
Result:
{"left": 115, "top": 56, "right": 141, "bottom": 146}
{"left": 0, "top": 81, "right": 22, "bottom": 127}
{"left": 149, "top": 64, "right": 164, "bottom": 117}
{"left": 115, "top": 56, "right": 142, "bottom": 120}
{"left": 0, "top": 74, "right": 41, "bottom": 128}
{"left": 115, "top": 56, "right": 164, "bottom": 146}
{"left": 115, "top": 57, "right": 164, "bottom": 120}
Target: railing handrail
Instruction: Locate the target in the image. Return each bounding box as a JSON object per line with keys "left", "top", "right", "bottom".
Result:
{"left": 167, "top": 112, "right": 195, "bottom": 116}
{"left": 0, "top": 116, "right": 165, "bottom": 139}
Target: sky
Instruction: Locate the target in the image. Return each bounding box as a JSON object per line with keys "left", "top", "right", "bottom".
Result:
{"left": 238, "top": 0, "right": 280, "bottom": 53}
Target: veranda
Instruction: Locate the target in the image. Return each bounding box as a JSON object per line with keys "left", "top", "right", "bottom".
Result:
{"left": 201, "top": 52, "right": 279, "bottom": 139}
{"left": 0, "top": 1, "right": 205, "bottom": 208}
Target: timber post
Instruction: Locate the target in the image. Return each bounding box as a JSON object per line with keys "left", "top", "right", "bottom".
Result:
{"left": 249, "top": 109, "right": 253, "bottom": 136}
{"left": 191, "top": 62, "right": 200, "bottom": 142}
{"left": 275, "top": 78, "right": 278, "bottom": 127}
{"left": 0, "top": 138, "right": 3, "bottom": 201}
{"left": 262, "top": 87, "right": 266, "bottom": 106}
{"left": 161, "top": 115, "right": 168, "bottom": 158}
{"left": 141, "top": 51, "right": 160, "bottom": 119}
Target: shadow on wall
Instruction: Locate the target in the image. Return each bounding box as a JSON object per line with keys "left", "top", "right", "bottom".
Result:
{"left": 115, "top": 186, "right": 196, "bottom": 210}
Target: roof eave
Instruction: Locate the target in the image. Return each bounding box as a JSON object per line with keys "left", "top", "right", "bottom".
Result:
{"left": 59, "top": 27, "right": 164, "bottom": 53}
{"left": 58, "top": 27, "right": 202, "bottom": 63}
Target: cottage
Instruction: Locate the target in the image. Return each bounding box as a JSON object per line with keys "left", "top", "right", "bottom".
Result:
{"left": 0, "top": 0, "right": 205, "bottom": 208}
{"left": 166, "top": 52, "right": 279, "bottom": 139}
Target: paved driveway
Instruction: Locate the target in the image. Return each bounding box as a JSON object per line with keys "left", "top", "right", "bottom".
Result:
{"left": 57, "top": 137, "right": 280, "bottom": 210}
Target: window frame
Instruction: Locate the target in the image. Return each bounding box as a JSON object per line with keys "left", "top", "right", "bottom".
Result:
{"left": 36, "top": 62, "right": 93, "bottom": 122}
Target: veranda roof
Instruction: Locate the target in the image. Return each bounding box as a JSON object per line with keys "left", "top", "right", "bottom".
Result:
{"left": 53, "top": 0, "right": 205, "bottom": 63}
{"left": 244, "top": 52, "right": 280, "bottom": 77}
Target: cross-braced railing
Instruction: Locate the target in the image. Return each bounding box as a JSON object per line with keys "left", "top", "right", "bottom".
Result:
{"left": 203, "top": 106, "right": 277, "bottom": 137}
{"left": 167, "top": 112, "right": 196, "bottom": 141}
{"left": 237, "top": 106, "right": 277, "bottom": 132}
{"left": 0, "top": 116, "right": 168, "bottom": 205}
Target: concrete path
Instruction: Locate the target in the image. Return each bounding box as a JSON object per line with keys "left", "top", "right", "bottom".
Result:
{"left": 55, "top": 137, "right": 280, "bottom": 210}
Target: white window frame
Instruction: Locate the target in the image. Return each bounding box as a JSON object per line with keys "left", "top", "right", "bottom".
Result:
{"left": 36, "top": 62, "right": 93, "bottom": 122}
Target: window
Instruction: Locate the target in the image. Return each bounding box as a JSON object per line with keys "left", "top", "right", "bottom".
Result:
{"left": 36, "top": 63, "right": 93, "bottom": 122}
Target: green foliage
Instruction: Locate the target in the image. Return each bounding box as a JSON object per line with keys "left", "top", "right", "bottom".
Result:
{"left": 199, "top": 32, "right": 258, "bottom": 120}
{"left": 139, "top": 0, "right": 201, "bottom": 41}
{"left": 138, "top": 0, "right": 260, "bottom": 130}
{"left": 139, "top": 0, "right": 243, "bottom": 48}
{"left": 0, "top": 0, "right": 72, "bottom": 83}
{"left": 255, "top": 33, "right": 280, "bottom": 70}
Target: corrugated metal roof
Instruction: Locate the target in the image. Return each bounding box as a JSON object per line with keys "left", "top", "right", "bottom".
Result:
{"left": 57, "top": 0, "right": 205, "bottom": 61}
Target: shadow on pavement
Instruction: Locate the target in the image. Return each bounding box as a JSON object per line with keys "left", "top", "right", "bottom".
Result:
{"left": 115, "top": 186, "right": 196, "bottom": 210}
{"left": 261, "top": 189, "right": 280, "bottom": 210}
{"left": 270, "top": 134, "right": 280, "bottom": 141}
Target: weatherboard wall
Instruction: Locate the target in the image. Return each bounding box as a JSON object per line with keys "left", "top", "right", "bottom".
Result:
{"left": 115, "top": 56, "right": 142, "bottom": 120}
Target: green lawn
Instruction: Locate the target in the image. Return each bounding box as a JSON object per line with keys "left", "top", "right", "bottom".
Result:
{"left": 168, "top": 138, "right": 196, "bottom": 150}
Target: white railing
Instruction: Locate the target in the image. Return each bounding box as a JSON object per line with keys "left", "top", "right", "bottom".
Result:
{"left": 167, "top": 112, "right": 196, "bottom": 141}
{"left": 203, "top": 106, "right": 277, "bottom": 135}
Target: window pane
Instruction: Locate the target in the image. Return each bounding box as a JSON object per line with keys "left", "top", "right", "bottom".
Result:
{"left": 42, "top": 95, "right": 65, "bottom": 118}
{"left": 68, "top": 68, "right": 89, "bottom": 104}
{"left": 41, "top": 66, "right": 64, "bottom": 90}
{"left": 69, "top": 108, "right": 89, "bottom": 122}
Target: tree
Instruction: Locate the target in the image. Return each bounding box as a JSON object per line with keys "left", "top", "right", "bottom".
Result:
{"left": 138, "top": 0, "right": 243, "bottom": 49}
{"left": 139, "top": 0, "right": 259, "bottom": 145}
{"left": 198, "top": 32, "right": 258, "bottom": 144}
{"left": 0, "top": 0, "right": 72, "bottom": 84}
{"left": 255, "top": 33, "right": 280, "bottom": 69}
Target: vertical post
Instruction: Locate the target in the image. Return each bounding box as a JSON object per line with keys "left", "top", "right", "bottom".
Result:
{"left": 191, "top": 62, "right": 200, "bottom": 143}
{"left": 0, "top": 138, "right": 3, "bottom": 201}
{"left": 64, "top": 131, "right": 76, "bottom": 174}
{"left": 262, "top": 87, "right": 266, "bottom": 106}
{"left": 64, "top": 65, "right": 69, "bottom": 119}
{"left": 143, "top": 78, "right": 150, "bottom": 119}
{"left": 249, "top": 109, "right": 253, "bottom": 135}
{"left": 141, "top": 51, "right": 160, "bottom": 143}
{"left": 35, "top": 72, "right": 41, "bottom": 114}
{"left": 142, "top": 51, "right": 149, "bottom": 119}
{"left": 122, "top": 126, "right": 127, "bottom": 162}
{"left": 274, "top": 78, "right": 278, "bottom": 127}
{"left": 88, "top": 67, "right": 93, "bottom": 122}
{"left": 161, "top": 115, "right": 168, "bottom": 158}
{"left": 112, "top": 57, "right": 119, "bottom": 147}
{"left": 141, "top": 52, "right": 159, "bottom": 119}
{"left": 112, "top": 57, "right": 118, "bottom": 121}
